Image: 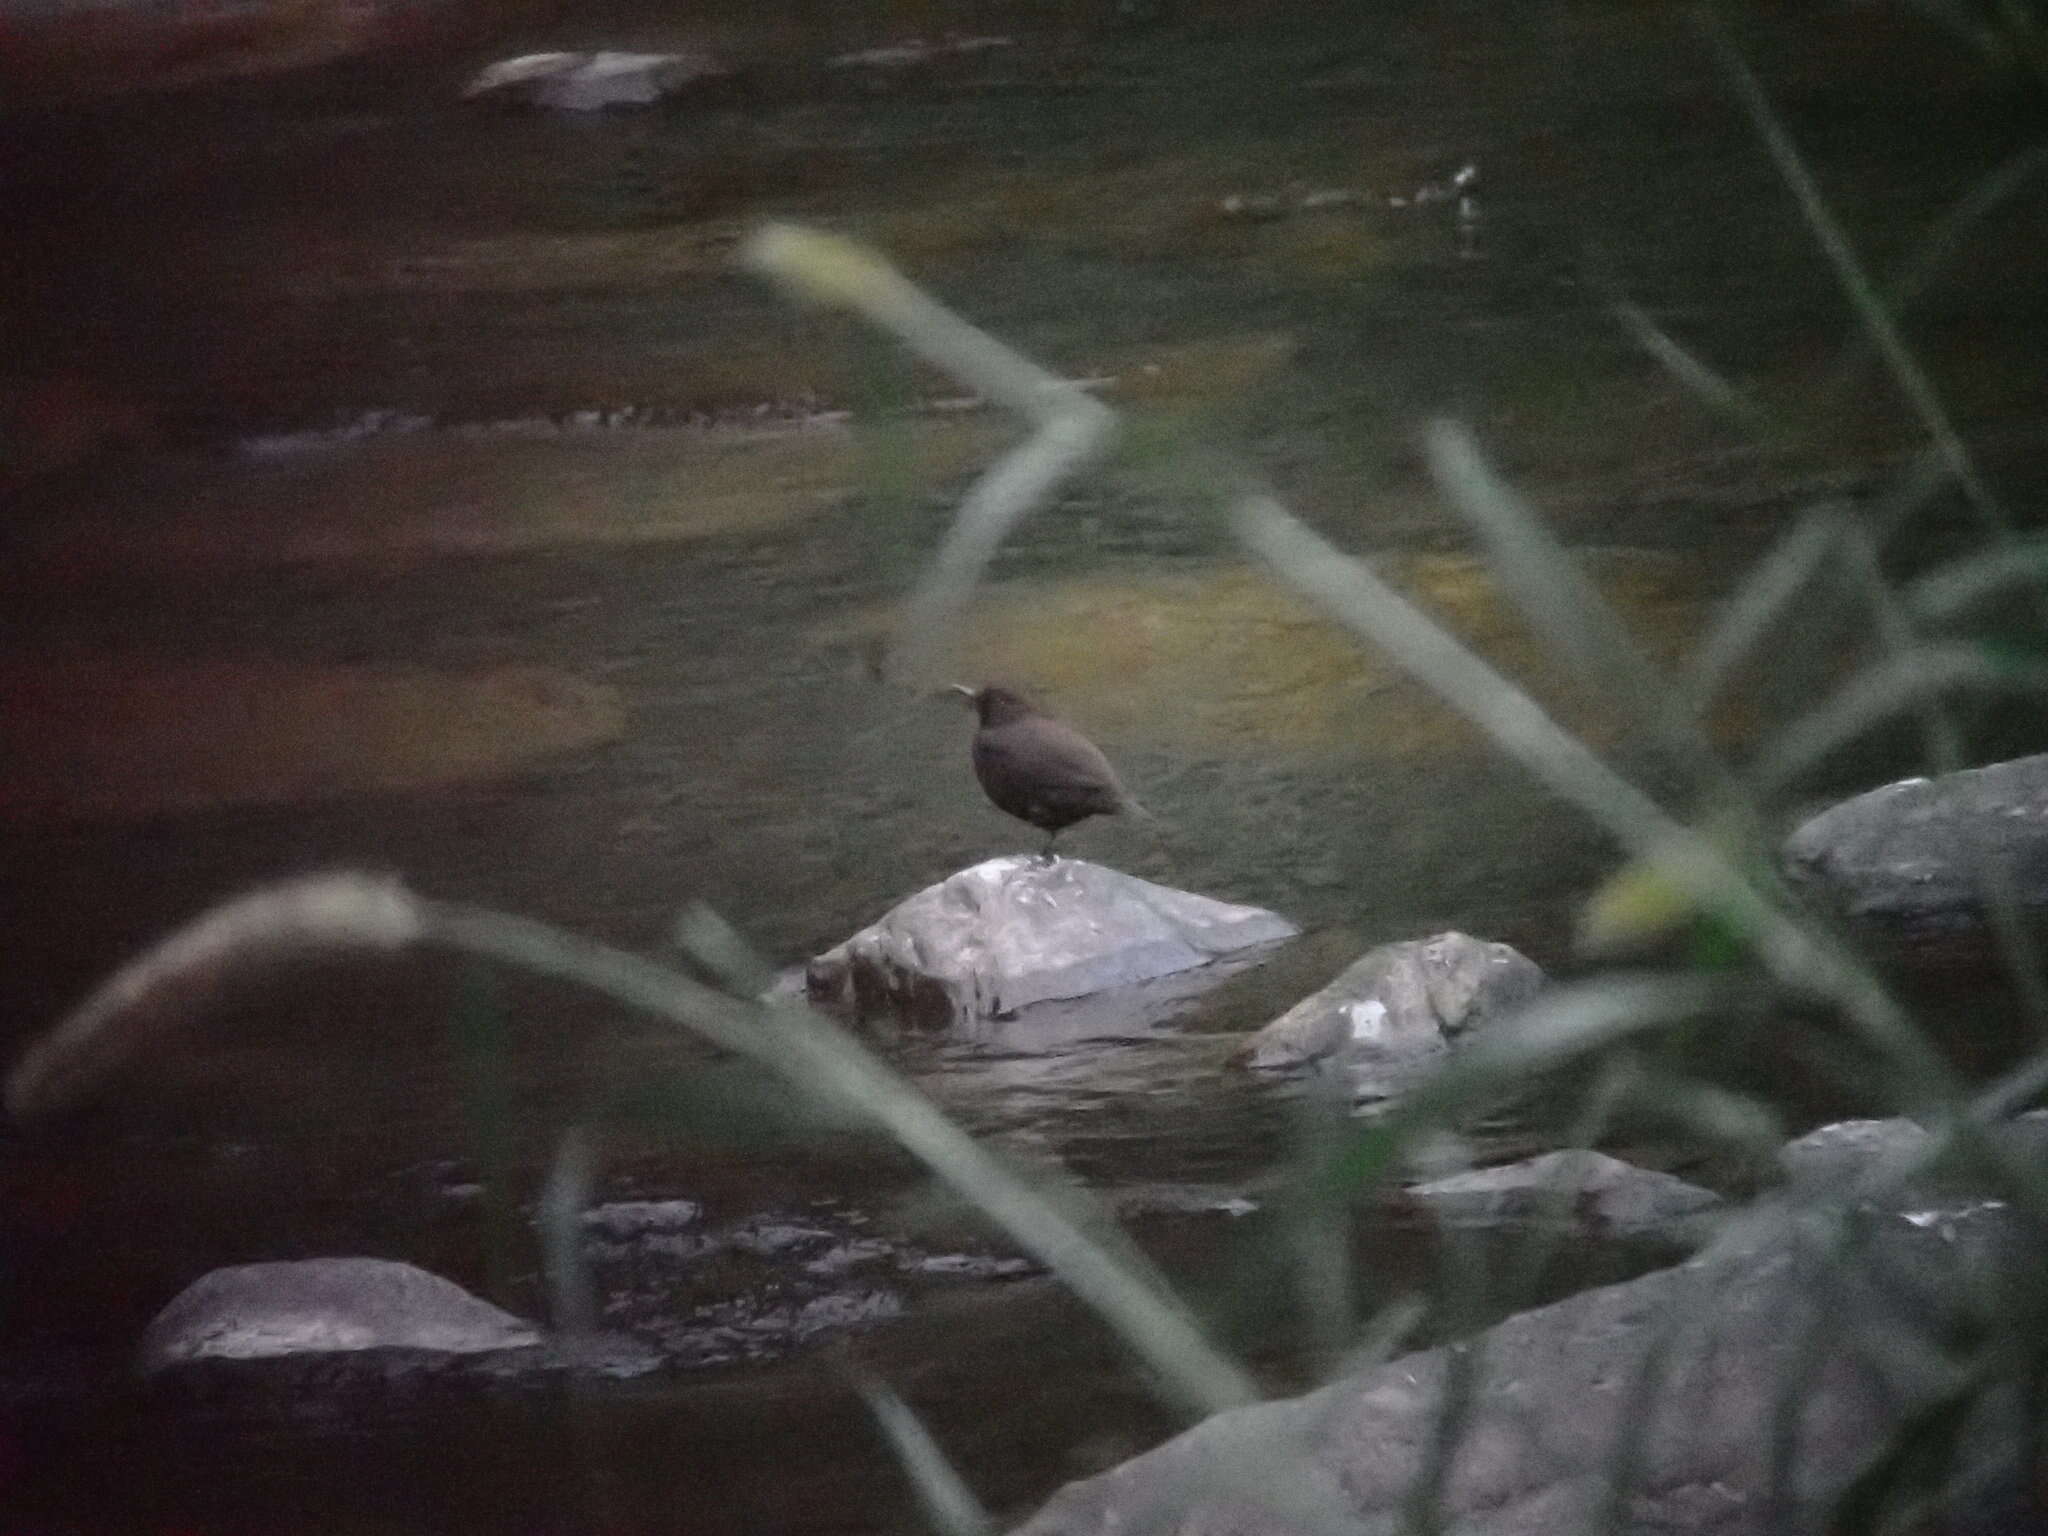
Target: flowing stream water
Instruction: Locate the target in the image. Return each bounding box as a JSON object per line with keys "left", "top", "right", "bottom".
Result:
{"left": 3, "top": 2, "right": 2046, "bottom": 1530}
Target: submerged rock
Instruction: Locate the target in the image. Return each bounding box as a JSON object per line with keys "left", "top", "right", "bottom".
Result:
{"left": 1784, "top": 755, "right": 2048, "bottom": 927}
{"left": 1406, "top": 1150, "right": 1721, "bottom": 1238}
{"left": 827, "top": 35, "right": 1016, "bottom": 70}
{"left": 572, "top": 1196, "right": 1037, "bottom": 1370}
{"left": 138, "top": 1257, "right": 542, "bottom": 1376}
{"left": 1236, "top": 931, "right": 1543, "bottom": 1097}
{"left": 805, "top": 856, "right": 1297, "bottom": 1027}
{"left": 460, "top": 50, "right": 730, "bottom": 111}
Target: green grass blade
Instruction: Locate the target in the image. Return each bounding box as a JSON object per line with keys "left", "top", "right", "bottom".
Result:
{"left": 1684, "top": 504, "right": 1849, "bottom": 715}
{"left": 1752, "top": 641, "right": 2048, "bottom": 795}
{"left": 422, "top": 900, "right": 1261, "bottom": 1418}
{"left": 1608, "top": 294, "right": 1766, "bottom": 430}
{"left": 742, "top": 223, "right": 1117, "bottom": 690}
{"left": 1696, "top": 8, "right": 2013, "bottom": 544}
{"left": 1423, "top": 418, "right": 1727, "bottom": 785}
{"left": 538, "top": 1125, "right": 599, "bottom": 1344}
{"left": 858, "top": 1377, "right": 996, "bottom": 1536}
{"left": 1908, "top": 538, "right": 2048, "bottom": 625}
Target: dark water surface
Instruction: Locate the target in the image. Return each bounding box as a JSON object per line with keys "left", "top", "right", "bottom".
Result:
{"left": 4, "top": 2, "right": 2047, "bottom": 1531}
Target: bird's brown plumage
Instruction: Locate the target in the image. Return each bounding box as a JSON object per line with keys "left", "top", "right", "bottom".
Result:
{"left": 953, "top": 684, "right": 1143, "bottom": 859}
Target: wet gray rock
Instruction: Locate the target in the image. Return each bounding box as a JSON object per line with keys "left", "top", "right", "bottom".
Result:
{"left": 1784, "top": 755, "right": 2048, "bottom": 926}
{"left": 1778, "top": 1117, "right": 1937, "bottom": 1198}
{"left": 805, "top": 856, "right": 1297, "bottom": 1027}
{"left": 1778, "top": 1111, "right": 2048, "bottom": 1212}
{"left": 138, "top": 1258, "right": 543, "bottom": 1377}
{"left": 1407, "top": 1150, "right": 1722, "bottom": 1237}
{"left": 1236, "top": 932, "right": 1543, "bottom": 1096}
{"left": 1016, "top": 1211, "right": 2004, "bottom": 1536}
{"left": 460, "top": 50, "right": 730, "bottom": 111}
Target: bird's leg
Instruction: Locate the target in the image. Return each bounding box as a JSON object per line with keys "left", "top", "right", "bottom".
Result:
{"left": 1040, "top": 829, "right": 1059, "bottom": 864}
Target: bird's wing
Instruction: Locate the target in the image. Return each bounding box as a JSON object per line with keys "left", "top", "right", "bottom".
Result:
{"left": 977, "top": 726, "right": 1122, "bottom": 795}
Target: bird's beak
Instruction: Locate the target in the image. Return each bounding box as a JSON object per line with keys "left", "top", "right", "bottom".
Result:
{"left": 946, "top": 683, "right": 978, "bottom": 705}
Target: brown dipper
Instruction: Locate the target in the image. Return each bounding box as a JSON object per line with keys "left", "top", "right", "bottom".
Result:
{"left": 951, "top": 684, "right": 1147, "bottom": 860}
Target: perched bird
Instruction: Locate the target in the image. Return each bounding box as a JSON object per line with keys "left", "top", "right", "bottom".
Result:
{"left": 951, "top": 684, "right": 1147, "bottom": 860}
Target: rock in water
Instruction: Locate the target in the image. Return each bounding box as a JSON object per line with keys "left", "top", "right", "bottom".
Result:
{"left": 460, "top": 50, "right": 730, "bottom": 111}
{"left": 1012, "top": 1203, "right": 1985, "bottom": 1536}
{"left": 1406, "top": 1150, "right": 1721, "bottom": 1238}
{"left": 138, "top": 1257, "right": 542, "bottom": 1376}
{"left": 807, "top": 856, "right": 1297, "bottom": 1026}
{"left": 1237, "top": 931, "right": 1544, "bottom": 1098}
{"left": 1784, "top": 754, "right": 2048, "bottom": 926}
{"left": 952, "top": 684, "right": 1147, "bottom": 859}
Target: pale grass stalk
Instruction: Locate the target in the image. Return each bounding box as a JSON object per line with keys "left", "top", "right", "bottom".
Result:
{"left": 1908, "top": 537, "right": 2048, "bottom": 624}
{"left": 539, "top": 1126, "right": 600, "bottom": 1346}
{"left": 1839, "top": 517, "right": 1968, "bottom": 772}
{"left": 1826, "top": 141, "right": 2048, "bottom": 406}
{"left": 742, "top": 223, "right": 1117, "bottom": 690}
{"left": 420, "top": 899, "right": 1260, "bottom": 1418}
{"left": 1421, "top": 419, "right": 1729, "bottom": 789}
{"left": 1750, "top": 641, "right": 2048, "bottom": 797}
{"left": 858, "top": 1378, "right": 996, "bottom": 1536}
{"left": 1683, "top": 505, "right": 1849, "bottom": 715}
{"left": 4, "top": 872, "right": 422, "bottom": 1122}
{"left": 1833, "top": 521, "right": 2048, "bottom": 1035}
{"left": 1393, "top": 974, "right": 1739, "bottom": 1125}
{"left": 726, "top": 214, "right": 2048, "bottom": 1523}
{"left": 1495, "top": 1053, "right": 1641, "bottom": 1310}
{"left": 1283, "top": 1066, "right": 1359, "bottom": 1371}
{"left": 1228, "top": 490, "right": 1964, "bottom": 1110}
{"left": 1696, "top": 9, "right": 2011, "bottom": 543}
{"left": 1609, "top": 294, "right": 1765, "bottom": 429}
{"left": 1591, "top": 1253, "right": 1730, "bottom": 1534}
{"left": 538, "top": 1124, "right": 627, "bottom": 1532}
{"left": 1330, "top": 1292, "right": 1428, "bottom": 1381}
{"left": 6, "top": 877, "right": 1256, "bottom": 1416}
{"left": 738, "top": 209, "right": 2048, "bottom": 1232}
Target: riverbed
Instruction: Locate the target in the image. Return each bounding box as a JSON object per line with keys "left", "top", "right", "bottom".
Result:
{"left": 3, "top": 2, "right": 2046, "bottom": 1531}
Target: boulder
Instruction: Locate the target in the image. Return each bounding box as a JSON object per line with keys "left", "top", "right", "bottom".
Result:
{"left": 1236, "top": 932, "right": 1543, "bottom": 1097}
{"left": 138, "top": 1257, "right": 542, "bottom": 1376}
{"left": 805, "top": 856, "right": 1297, "bottom": 1027}
{"left": 1777, "top": 1117, "right": 1937, "bottom": 1198}
{"left": 1406, "top": 1149, "right": 1721, "bottom": 1238}
{"left": 1015, "top": 1206, "right": 2010, "bottom": 1536}
{"left": 460, "top": 50, "right": 730, "bottom": 111}
{"left": 1778, "top": 1111, "right": 2048, "bottom": 1213}
{"left": 1783, "top": 755, "right": 2048, "bottom": 926}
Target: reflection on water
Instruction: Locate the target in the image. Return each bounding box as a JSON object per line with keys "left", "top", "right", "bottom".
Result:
{"left": 4, "top": 0, "right": 2047, "bottom": 1530}
{"left": 917, "top": 1032, "right": 1288, "bottom": 1185}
